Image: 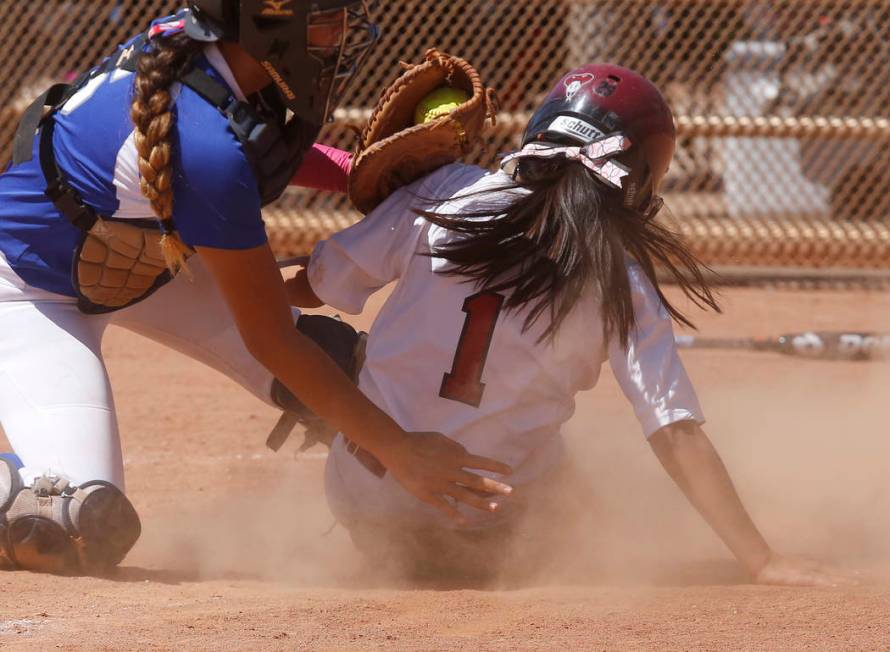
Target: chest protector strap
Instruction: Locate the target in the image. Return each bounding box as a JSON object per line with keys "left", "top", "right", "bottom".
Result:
{"left": 11, "top": 31, "right": 319, "bottom": 314}
{"left": 178, "top": 67, "right": 321, "bottom": 207}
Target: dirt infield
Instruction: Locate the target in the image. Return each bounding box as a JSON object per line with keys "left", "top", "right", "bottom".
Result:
{"left": 2, "top": 287, "right": 890, "bottom": 650}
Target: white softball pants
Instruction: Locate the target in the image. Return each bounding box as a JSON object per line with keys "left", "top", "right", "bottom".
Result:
{"left": 0, "top": 252, "right": 281, "bottom": 491}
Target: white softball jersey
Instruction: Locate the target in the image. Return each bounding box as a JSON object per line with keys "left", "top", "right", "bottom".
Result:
{"left": 309, "top": 163, "right": 705, "bottom": 528}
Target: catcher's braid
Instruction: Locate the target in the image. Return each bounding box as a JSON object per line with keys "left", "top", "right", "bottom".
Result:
{"left": 129, "top": 32, "right": 201, "bottom": 273}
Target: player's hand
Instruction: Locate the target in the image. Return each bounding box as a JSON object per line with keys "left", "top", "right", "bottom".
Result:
{"left": 282, "top": 265, "right": 323, "bottom": 308}
{"left": 379, "top": 431, "right": 513, "bottom": 524}
{"left": 753, "top": 553, "right": 859, "bottom": 587}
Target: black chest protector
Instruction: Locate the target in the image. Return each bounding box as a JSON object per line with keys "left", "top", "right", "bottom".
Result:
{"left": 12, "top": 34, "right": 320, "bottom": 313}
{"left": 172, "top": 60, "right": 322, "bottom": 208}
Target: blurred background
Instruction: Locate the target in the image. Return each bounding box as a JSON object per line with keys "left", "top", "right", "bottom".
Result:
{"left": 1, "top": 0, "right": 887, "bottom": 276}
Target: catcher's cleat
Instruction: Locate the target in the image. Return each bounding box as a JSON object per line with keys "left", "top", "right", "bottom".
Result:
{"left": 0, "top": 458, "right": 141, "bottom": 575}
{"left": 0, "top": 456, "right": 24, "bottom": 571}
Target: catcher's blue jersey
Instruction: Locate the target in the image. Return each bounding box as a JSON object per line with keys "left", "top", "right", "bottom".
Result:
{"left": 0, "top": 33, "right": 265, "bottom": 297}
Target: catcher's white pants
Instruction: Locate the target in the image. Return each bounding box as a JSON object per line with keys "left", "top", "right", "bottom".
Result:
{"left": 0, "top": 252, "right": 279, "bottom": 490}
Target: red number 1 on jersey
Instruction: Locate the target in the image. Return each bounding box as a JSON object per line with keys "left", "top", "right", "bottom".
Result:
{"left": 439, "top": 291, "right": 505, "bottom": 407}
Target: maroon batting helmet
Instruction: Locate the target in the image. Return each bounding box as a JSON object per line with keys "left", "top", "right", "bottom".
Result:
{"left": 522, "top": 64, "right": 675, "bottom": 217}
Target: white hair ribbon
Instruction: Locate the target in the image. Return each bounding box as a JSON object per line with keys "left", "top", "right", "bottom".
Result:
{"left": 500, "top": 134, "right": 632, "bottom": 189}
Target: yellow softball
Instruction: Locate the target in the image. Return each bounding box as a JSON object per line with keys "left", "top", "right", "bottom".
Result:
{"left": 414, "top": 87, "right": 470, "bottom": 125}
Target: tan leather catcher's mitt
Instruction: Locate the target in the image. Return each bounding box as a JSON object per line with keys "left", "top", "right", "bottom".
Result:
{"left": 348, "top": 49, "right": 498, "bottom": 214}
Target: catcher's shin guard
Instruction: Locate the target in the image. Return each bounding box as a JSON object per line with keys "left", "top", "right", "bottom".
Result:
{"left": 0, "top": 459, "right": 141, "bottom": 574}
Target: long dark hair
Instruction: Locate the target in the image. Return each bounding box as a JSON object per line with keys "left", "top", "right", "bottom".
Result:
{"left": 421, "top": 158, "right": 720, "bottom": 346}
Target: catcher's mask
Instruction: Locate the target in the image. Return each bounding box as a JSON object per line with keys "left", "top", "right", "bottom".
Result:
{"left": 507, "top": 64, "right": 675, "bottom": 220}
{"left": 185, "top": 0, "right": 379, "bottom": 125}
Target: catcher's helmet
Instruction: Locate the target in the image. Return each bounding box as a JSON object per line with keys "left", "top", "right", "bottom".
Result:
{"left": 184, "top": 0, "right": 379, "bottom": 125}
{"left": 523, "top": 64, "right": 675, "bottom": 217}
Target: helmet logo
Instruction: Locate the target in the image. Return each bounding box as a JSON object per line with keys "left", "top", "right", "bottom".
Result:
{"left": 261, "top": 61, "right": 297, "bottom": 101}
{"left": 594, "top": 77, "right": 620, "bottom": 98}
{"left": 563, "top": 73, "right": 594, "bottom": 100}
{"left": 547, "top": 116, "right": 603, "bottom": 143}
{"left": 261, "top": 0, "right": 294, "bottom": 17}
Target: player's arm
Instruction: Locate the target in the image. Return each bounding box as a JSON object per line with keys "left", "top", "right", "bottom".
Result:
{"left": 288, "top": 169, "right": 454, "bottom": 314}
{"left": 289, "top": 144, "right": 352, "bottom": 193}
{"left": 649, "top": 421, "right": 852, "bottom": 586}
{"left": 197, "top": 242, "right": 512, "bottom": 521}
{"left": 649, "top": 420, "right": 771, "bottom": 576}
{"left": 610, "top": 265, "right": 853, "bottom": 586}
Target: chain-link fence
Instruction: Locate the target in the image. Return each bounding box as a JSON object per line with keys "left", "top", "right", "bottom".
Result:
{"left": 2, "top": 1, "right": 888, "bottom": 271}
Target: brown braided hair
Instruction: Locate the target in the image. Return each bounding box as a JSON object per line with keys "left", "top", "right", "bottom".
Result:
{"left": 129, "top": 31, "right": 203, "bottom": 273}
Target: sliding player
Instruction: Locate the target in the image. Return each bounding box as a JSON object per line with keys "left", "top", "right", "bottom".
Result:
{"left": 286, "top": 64, "right": 851, "bottom": 585}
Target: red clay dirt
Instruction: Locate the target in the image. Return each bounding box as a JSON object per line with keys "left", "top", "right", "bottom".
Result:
{"left": 2, "top": 287, "right": 890, "bottom": 650}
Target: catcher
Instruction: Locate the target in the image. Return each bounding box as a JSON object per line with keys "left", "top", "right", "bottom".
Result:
{"left": 284, "top": 63, "right": 853, "bottom": 586}
{"left": 0, "top": 2, "right": 512, "bottom": 575}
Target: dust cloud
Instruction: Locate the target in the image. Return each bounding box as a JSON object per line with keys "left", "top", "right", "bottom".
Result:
{"left": 502, "top": 288, "right": 890, "bottom": 588}
{"left": 135, "top": 352, "right": 890, "bottom": 590}
{"left": 136, "top": 463, "right": 363, "bottom": 585}
{"left": 135, "top": 289, "right": 890, "bottom": 589}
